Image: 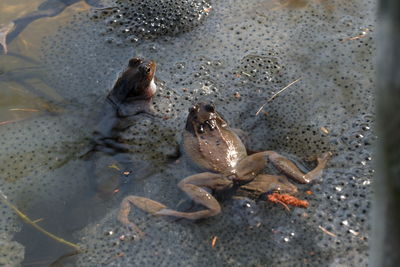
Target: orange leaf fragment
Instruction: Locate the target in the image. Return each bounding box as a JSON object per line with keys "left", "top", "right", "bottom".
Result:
{"left": 267, "top": 193, "right": 309, "bottom": 208}
{"left": 211, "top": 236, "right": 218, "bottom": 248}
{"left": 204, "top": 7, "right": 212, "bottom": 13}
{"left": 113, "top": 188, "right": 120, "bottom": 194}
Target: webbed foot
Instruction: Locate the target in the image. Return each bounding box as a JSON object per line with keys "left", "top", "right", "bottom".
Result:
{"left": 118, "top": 196, "right": 167, "bottom": 238}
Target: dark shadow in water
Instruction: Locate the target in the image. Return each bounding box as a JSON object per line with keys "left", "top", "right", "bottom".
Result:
{"left": 1, "top": 0, "right": 105, "bottom": 54}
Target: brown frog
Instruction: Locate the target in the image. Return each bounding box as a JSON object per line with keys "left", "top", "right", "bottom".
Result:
{"left": 91, "top": 57, "right": 157, "bottom": 196}
{"left": 118, "top": 103, "right": 331, "bottom": 233}
{"left": 93, "top": 56, "right": 157, "bottom": 146}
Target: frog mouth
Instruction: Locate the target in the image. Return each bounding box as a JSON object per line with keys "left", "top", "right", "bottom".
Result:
{"left": 198, "top": 119, "right": 217, "bottom": 133}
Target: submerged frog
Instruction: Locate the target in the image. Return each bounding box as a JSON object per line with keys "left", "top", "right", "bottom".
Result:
{"left": 91, "top": 57, "right": 157, "bottom": 195}
{"left": 118, "top": 103, "right": 331, "bottom": 231}
{"left": 93, "top": 57, "right": 156, "bottom": 148}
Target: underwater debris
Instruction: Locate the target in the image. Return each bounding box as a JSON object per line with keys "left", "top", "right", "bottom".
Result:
{"left": 267, "top": 193, "right": 309, "bottom": 209}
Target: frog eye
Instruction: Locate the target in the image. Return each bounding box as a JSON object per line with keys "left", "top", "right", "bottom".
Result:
{"left": 204, "top": 104, "right": 215, "bottom": 113}
{"left": 145, "top": 66, "right": 151, "bottom": 74}
{"left": 189, "top": 105, "right": 199, "bottom": 113}
{"left": 128, "top": 57, "right": 142, "bottom": 67}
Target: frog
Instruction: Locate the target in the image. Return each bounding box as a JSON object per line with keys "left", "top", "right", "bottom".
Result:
{"left": 90, "top": 57, "right": 157, "bottom": 196}
{"left": 92, "top": 56, "right": 156, "bottom": 148}
{"left": 118, "top": 102, "right": 332, "bottom": 233}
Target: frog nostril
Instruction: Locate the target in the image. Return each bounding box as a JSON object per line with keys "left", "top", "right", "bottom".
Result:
{"left": 145, "top": 66, "right": 151, "bottom": 73}
{"left": 204, "top": 104, "right": 215, "bottom": 113}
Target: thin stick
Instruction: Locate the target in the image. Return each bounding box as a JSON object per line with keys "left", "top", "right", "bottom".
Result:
{"left": 256, "top": 77, "right": 302, "bottom": 115}
{"left": 0, "top": 190, "right": 82, "bottom": 251}
{"left": 275, "top": 199, "right": 291, "bottom": 212}
{"left": 9, "top": 108, "right": 40, "bottom": 112}
{"left": 318, "top": 225, "right": 337, "bottom": 237}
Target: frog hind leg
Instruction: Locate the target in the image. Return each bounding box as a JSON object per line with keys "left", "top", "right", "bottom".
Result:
{"left": 118, "top": 172, "right": 232, "bottom": 232}
{"left": 267, "top": 151, "right": 332, "bottom": 183}
{"left": 236, "top": 151, "right": 332, "bottom": 184}
{"left": 156, "top": 172, "right": 233, "bottom": 219}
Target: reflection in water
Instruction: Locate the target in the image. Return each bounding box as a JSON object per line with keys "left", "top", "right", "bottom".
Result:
{"left": 0, "top": 0, "right": 104, "bottom": 54}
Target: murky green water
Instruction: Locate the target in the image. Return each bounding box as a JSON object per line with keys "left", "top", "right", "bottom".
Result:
{"left": 0, "top": 0, "right": 376, "bottom": 266}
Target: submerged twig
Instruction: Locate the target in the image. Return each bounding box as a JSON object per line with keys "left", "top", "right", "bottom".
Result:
{"left": 0, "top": 118, "right": 25, "bottom": 126}
{"left": 256, "top": 77, "right": 302, "bottom": 115}
{"left": 0, "top": 189, "right": 82, "bottom": 251}
{"left": 274, "top": 199, "right": 291, "bottom": 212}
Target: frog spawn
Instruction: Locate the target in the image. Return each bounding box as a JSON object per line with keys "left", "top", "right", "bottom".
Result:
{"left": 0, "top": 110, "right": 99, "bottom": 264}
{"left": 0, "top": 235, "right": 24, "bottom": 266}
{"left": 0, "top": 0, "right": 377, "bottom": 265}
{"left": 90, "top": 0, "right": 212, "bottom": 43}
{"left": 232, "top": 53, "right": 285, "bottom": 87}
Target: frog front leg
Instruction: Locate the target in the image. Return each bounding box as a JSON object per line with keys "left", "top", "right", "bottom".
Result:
{"left": 118, "top": 172, "right": 232, "bottom": 232}
{"left": 236, "top": 151, "right": 332, "bottom": 184}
